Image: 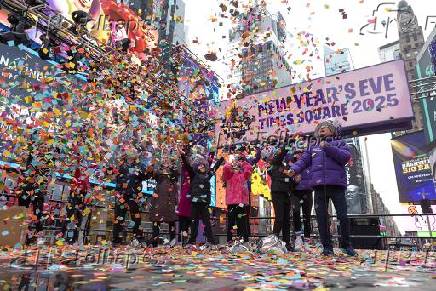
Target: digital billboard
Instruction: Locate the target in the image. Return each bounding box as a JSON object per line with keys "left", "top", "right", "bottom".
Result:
{"left": 391, "top": 131, "right": 436, "bottom": 203}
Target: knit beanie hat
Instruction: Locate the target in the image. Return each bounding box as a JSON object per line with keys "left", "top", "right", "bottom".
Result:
{"left": 314, "top": 118, "right": 341, "bottom": 138}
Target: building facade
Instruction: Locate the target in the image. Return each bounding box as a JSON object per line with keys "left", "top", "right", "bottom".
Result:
{"left": 224, "top": 2, "right": 292, "bottom": 98}
{"left": 370, "top": 184, "right": 401, "bottom": 237}
{"left": 397, "top": 0, "right": 426, "bottom": 131}
{"left": 378, "top": 41, "right": 401, "bottom": 63}
{"left": 324, "top": 47, "right": 353, "bottom": 76}
{"left": 125, "top": 0, "right": 185, "bottom": 46}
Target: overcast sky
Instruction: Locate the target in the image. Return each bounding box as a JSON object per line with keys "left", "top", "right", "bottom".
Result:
{"left": 183, "top": 0, "right": 436, "bottom": 233}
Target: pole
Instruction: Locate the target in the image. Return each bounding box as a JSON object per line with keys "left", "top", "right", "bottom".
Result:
{"left": 362, "top": 137, "right": 374, "bottom": 214}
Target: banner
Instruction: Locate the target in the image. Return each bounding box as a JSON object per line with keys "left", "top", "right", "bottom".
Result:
{"left": 391, "top": 131, "right": 436, "bottom": 203}
{"left": 215, "top": 60, "right": 413, "bottom": 146}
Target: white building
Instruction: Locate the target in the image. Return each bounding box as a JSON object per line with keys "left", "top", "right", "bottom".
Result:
{"left": 324, "top": 47, "right": 353, "bottom": 76}
{"left": 378, "top": 41, "right": 401, "bottom": 63}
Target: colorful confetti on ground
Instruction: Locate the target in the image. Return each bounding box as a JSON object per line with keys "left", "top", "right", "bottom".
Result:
{"left": 0, "top": 245, "right": 434, "bottom": 290}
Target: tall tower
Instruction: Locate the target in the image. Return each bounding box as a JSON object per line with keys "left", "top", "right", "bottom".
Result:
{"left": 397, "top": 0, "right": 425, "bottom": 130}
{"left": 224, "top": 2, "right": 292, "bottom": 98}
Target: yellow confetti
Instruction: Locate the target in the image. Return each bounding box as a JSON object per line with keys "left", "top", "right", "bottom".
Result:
{"left": 24, "top": 96, "right": 32, "bottom": 103}
{"left": 55, "top": 240, "right": 64, "bottom": 246}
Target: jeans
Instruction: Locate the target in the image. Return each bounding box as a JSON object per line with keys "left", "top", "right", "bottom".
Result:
{"left": 226, "top": 204, "right": 250, "bottom": 242}
{"left": 314, "top": 185, "right": 351, "bottom": 250}
{"left": 190, "top": 202, "right": 215, "bottom": 244}
{"left": 292, "top": 190, "right": 313, "bottom": 238}
{"left": 271, "top": 191, "right": 292, "bottom": 244}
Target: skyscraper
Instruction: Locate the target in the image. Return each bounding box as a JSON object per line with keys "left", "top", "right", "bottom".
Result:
{"left": 225, "top": 2, "right": 292, "bottom": 98}
{"left": 397, "top": 0, "right": 426, "bottom": 130}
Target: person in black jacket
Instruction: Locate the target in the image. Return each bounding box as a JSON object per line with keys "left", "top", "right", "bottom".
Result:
{"left": 18, "top": 152, "right": 48, "bottom": 244}
{"left": 267, "top": 146, "right": 295, "bottom": 251}
{"left": 113, "top": 154, "right": 147, "bottom": 245}
{"left": 178, "top": 147, "right": 224, "bottom": 245}
{"left": 147, "top": 158, "right": 179, "bottom": 247}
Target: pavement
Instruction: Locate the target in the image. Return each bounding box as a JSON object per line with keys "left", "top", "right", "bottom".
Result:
{"left": 0, "top": 244, "right": 434, "bottom": 290}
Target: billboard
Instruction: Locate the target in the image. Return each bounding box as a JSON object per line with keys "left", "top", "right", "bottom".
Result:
{"left": 391, "top": 131, "right": 436, "bottom": 203}
{"left": 0, "top": 1, "right": 157, "bottom": 54}
{"left": 416, "top": 27, "right": 436, "bottom": 144}
{"left": 215, "top": 60, "right": 413, "bottom": 146}
{"left": 0, "top": 43, "right": 55, "bottom": 101}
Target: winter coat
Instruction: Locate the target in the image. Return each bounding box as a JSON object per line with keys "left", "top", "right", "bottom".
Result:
{"left": 295, "top": 167, "right": 312, "bottom": 191}
{"left": 268, "top": 147, "right": 294, "bottom": 193}
{"left": 176, "top": 162, "right": 192, "bottom": 218}
{"left": 222, "top": 161, "right": 253, "bottom": 206}
{"left": 183, "top": 154, "right": 224, "bottom": 204}
{"left": 291, "top": 139, "right": 351, "bottom": 188}
{"left": 148, "top": 168, "right": 179, "bottom": 222}
{"left": 116, "top": 163, "right": 147, "bottom": 199}
{"left": 289, "top": 154, "right": 312, "bottom": 191}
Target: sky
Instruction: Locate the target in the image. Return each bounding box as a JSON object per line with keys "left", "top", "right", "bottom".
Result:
{"left": 183, "top": 0, "right": 436, "bottom": 233}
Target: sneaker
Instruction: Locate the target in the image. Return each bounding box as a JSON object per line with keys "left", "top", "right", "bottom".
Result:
{"left": 341, "top": 247, "right": 358, "bottom": 257}
{"left": 130, "top": 239, "right": 140, "bottom": 248}
{"left": 285, "top": 243, "right": 295, "bottom": 252}
{"left": 322, "top": 248, "right": 334, "bottom": 256}
{"left": 169, "top": 238, "right": 177, "bottom": 248}
{"left": 294, "top": 236, "right": 303, "bottom": 251}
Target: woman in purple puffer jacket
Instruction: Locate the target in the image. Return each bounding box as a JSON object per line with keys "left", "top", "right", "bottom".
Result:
{"left": 290, "top": 119, "right": 357, "bottom": 257}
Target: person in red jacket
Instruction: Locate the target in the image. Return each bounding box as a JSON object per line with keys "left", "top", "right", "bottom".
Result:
{"left": 222, "top": 153, "right": 254, "bottom": 243}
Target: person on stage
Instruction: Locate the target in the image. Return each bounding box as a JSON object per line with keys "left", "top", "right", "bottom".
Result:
{"left": 179, "top": 147, "right": 224, "bottom": 245}
{"left": 290, "top": 149, "right": 313, "bottom": 248}
{"left": 267, "top": 145, "right": 295, "bottom": 252}
{"left": 289, "top": 119, "right": 357, "bottom": 256}
{"left": 222, "top": 152, "right": 253, "bottom": 243}
{"left": 147, "top": 158, "right": 179, "bottom": 247}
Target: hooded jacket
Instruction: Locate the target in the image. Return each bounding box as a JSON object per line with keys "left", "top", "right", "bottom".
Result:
{"left": 268, "top": 147, "right": 295, "bottom": 193}
{"left": 222, "top": 161, "right": 253, "bottom": 205}
{"left": 147, "top": 166, "right": 179, "bottom": 222}
{"left": 295, "top": 167, "right": 312, "bottom": 191}
{"left": 291, "top": 139, "right": 351, "bottom": 188}
{"left": 182, "top": 154, "right": 224, "bottom": 204}
{"left": 176, "top": 161, "right": 192, "bottom": 218}
{"left": 290, "top": 153, "right": 312, "bottom": 191}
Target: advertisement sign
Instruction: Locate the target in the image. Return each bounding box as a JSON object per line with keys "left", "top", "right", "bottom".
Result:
{"left": 416, "top": 28, "right": 436, "bottom": 144}
{"left": 215, "top": 60, "right": 413, "bottom": 146}
{"left": 391, "top": 131, "right": 436, "bottom": 203}
{"left": 0, "top": 43, "right": 55, "bottom": 101}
